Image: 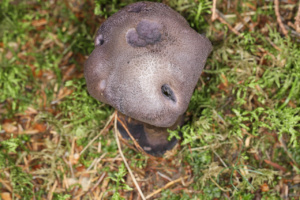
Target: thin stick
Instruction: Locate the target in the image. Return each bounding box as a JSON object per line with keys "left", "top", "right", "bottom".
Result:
{"left": 213, "top": 150, "right": 228, "bottom": 168}
{"left": 116, "top": 116, "right": 145, "bottom": 153}
{"left": 76, "top": 172, "right": 107, "bottom": 199}
{"left": 80, "top": 113, "right": 115, "bottom": 156}
{"left": 295, "top": 2, "right": 300, "bottom": 32}
{"left": 210, "top": 177, "right": 232, "bottom": 192}
{"left": 215, "top": 10, "right": 241, "bottom": 35}
{"left": 47, "top": 180, "right": 57, "bottom": 200}
{"left": 274, "top": 0, "right": 289, "bottom": 36}
{"left": 212, "top": 0, "right": 217, "bottom": 21}
{"left": 117, "top": 115, "right": 156, "bottom": 159}
{"left": 114, "top": 113, "right": 146, "bottom": 200}
{"left": 145, "top": 176, "right": 189, "bottom": 199}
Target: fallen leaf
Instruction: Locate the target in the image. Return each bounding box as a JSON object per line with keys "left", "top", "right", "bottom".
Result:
{"left": 33, "top": 123, "right": 47, "bottom": 132}
{"left": 293, "top": 174, "right": 300, "bottom": 184}
{"left": 2, "top": 123, "right": 18, "bottom": 133}
{"left": 264, "top": 159, "right": 287, "bottom": 172}
{"left": 5, "top": 51, "right": 13, "bottom": 59}
{"left": 76, "top": 165, "right": 86, "bottom": 172}
{"left": 32, "top": 19, "right": 47, "bottom": 27}
{"left": 69, "top": 153, "right": 80, "bottom": 165}
{"left": 0, "top": 192, "right": 12, "bottom": 200}
{"left": 80, "top": 177, "right": 91, "bottom": 191}
{"left": 66, "top": 178, "right": 78, "bottom": 186}
{"left": 245, "top": 136, "right": 251, "bottom": 147}
{"left": 261, "top": 183, "right": 269, "bottom": 192}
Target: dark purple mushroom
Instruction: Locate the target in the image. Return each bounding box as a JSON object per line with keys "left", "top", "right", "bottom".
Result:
{"left": 84, "top": 1, "right": 212, "bottom": 156}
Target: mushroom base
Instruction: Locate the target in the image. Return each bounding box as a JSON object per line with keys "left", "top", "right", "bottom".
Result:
{"left": 116, "top": 112, "right": 184, "bottom": 156}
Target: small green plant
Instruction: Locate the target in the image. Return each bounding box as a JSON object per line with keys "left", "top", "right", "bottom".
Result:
{"left": 10, "top": 166, "right": 34, "bottom": 200}
{"left": 261, "top": 107, "right": 300, "bottom": 147}
{"left": 52, "top": 193, "right": 72, "bottom": 200}
{"left": 107, "top": 163, "right": 133, "bottom": 200}
{"left": 94, "top": 0, "right": 119, "bottom": 17}
{"left": 59, "top": 79, "right": 112, "bottom": 135}
{"left": 0, "top": 137, "right": 21, "bottom": 153}
{"left": 217, "top": 163, "right": 263, "bottom": 191}
{"left": 168, "top": 0, "right": 212, "bottom": 31}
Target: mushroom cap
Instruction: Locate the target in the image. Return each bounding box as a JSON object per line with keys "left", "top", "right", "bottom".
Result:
{"left": 84, "top": 1, "right": 212, "bottom": 127}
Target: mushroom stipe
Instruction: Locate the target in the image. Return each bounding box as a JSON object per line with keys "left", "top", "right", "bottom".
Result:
{"left": 117, "top": 111, "right": 183, "bottom": 156}
{"left": 84, "top": 1, "right": 212, "bottom": 156}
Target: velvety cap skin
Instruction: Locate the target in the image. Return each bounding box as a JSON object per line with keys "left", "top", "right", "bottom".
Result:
{"left": 84, "top": 1, "right": 212, "bottom": 128}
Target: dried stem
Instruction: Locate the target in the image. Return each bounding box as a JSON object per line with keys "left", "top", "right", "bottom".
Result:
{"left": 80, "top": 112, "right": 115, "bottom": 156}
{"left": 295, "top": 2, "right": 300, "bottom": 32}
{"left": 274, "top": 0, "right": 289, "bottom": 36}
{"left": 114, "top": 113, "right": 146, "bottom": 200}
{"left": 214, "top": 10, "right": 241, "bottom": 35}
{"left": 146, "top": 176, "right": 189, "bottom": 199}
{"left": 212, "top": 0, "right": 217, "bottom": 21}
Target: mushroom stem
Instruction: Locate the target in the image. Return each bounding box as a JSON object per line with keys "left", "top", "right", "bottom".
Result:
{"left": 116, "top": 111, "right": 184, "bottom": 156}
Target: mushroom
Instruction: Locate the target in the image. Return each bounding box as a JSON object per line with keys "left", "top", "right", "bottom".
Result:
{"left": 84, "top": 1, "right": 212, "bottom": 156}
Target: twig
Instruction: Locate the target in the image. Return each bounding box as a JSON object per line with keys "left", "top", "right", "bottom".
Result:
{"left": 47, "top": 180, "right": 57, "bottom": 200}
{"left": 274, "top": 0, "right": 289, "bottom": 36}
{"left": 157, "top": 171, "right": 172, "bottom": 182}
{"left": 213, "top": 150, "right": 228, "bottom": 168}
{"left": 76, "top": 172, "right": 107, "bottom": 199}
{"left": 264, "top": 159, "right": 287, "bottom": 172}
{"left": 0, "top": 179, "right": 12, "bottom": 192}
{"left": 215, "top": 10, "right": 241, "bottom": 36}
{"left": 145, "top": 176, "right": 189, "bottom": 199}
{"left": 279, "top": 137, "right": 299, "bottom": 168}
{"left": 117, "top": 115, "right": 157, "bottom": 159}
{"left": 210, "top": 177, "right": 231, "bottom": 192}
{"left": 295, "top": 2, "right": 300, "bottom": 32}
{"left": 114, "top": 112, "right": 146, "bottom": 200}
{"left": 212, "top": 0, "right": 217, "bottom": 21}
{"left": 80, "top": 113, "right": 115, "bottom": 156}
{"left": 86, "top": 153, "right": 107, "bottom": 171}
{"left": 116, "top": 116, "right": 145, "bottom": 154}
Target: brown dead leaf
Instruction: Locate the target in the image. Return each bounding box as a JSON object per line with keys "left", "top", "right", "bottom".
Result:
{"left": 33, "top": 69, "right": 43, "bottom": 78}
{"left": 32, "top": 19, "right": 47, "bottom": 27}
{"left": 76, "top": 165, "right": 86, "bottom": 172}
{"left": 25, "top": 107, "right": 38, "bottom": 115}
{"left": 288, "top": 100, "right": 297, "bottom": 108}
{"left": 261, "top": 183, "right": 270, "bottom": 192}
{"left": 2, "top": 123, "right": 18, "bottom": 133}
{"left": 0, "top": 192, "right": 12, "bottom": 200}
{"left": 5, "top": 51, "right": 13, "bottom": 60}
{"left": 293, "top": 174, "right": 300, "bottom": 184}
{"left": 33, "top": 123, "right": 47, "bottom": 132}
{"left": 66, "top": 178, "right": 78, "bottom": 186}
{"left": 80, "top": 177, "right": 91, "bottom": 191}
{"left": 20, "top": 129, "right": 39, "bottom": 135}
{"left": 217, "top": 73, "right": 229, "bottom": 93}
{"left": 52, "top": 87, "right": 73, "bottom": 104}
{"left": 62, "top": 64, "right": 76, "bottom": 81}
{"left": 8, "top": 42, "right": 19, "bottom": 50}
{"left": 32, "top": 164, "right": 43, "bottom": 170}
{"left": 69, "top": 153, "right": 80, "bottom": 165}
{"left": 245, "top": 136, "right": 251, "bottom": 147}
{"left": 264, "top": 159, "right": 287, "bottom": 172}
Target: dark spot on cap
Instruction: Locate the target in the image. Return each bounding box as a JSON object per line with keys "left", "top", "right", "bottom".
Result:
{"left": 95, "top": 34, "right": 104, "bottom": 46}
{"left": 126, "top": 29, "right": 148, "bottom": 47}
{"left": 161, "top": 84, "right": 176, "bottom": 102}
{"left": 126, "top": 20, "right": 162, "bottom": 47}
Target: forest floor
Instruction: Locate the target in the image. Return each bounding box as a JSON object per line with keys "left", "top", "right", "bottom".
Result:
{"left": 0, "top": 0, "right": 300, "bottom": 199}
